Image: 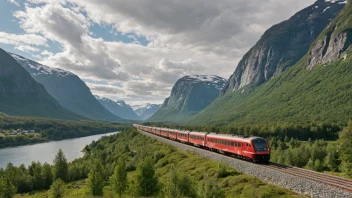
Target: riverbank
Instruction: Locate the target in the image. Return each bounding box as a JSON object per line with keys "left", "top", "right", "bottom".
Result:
{"left": 12, "top": 129, "right": 295, "bottom": 197}
{"left": 0, "top": 132, "right": 119, "bottom": 168}
{"left": 0, "top": 114, "right": 128, "bottom": 149}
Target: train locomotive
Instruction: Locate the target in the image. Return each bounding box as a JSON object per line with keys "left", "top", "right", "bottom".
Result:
{"left": 133, "top": 124, "right": 270, "bottom": 163}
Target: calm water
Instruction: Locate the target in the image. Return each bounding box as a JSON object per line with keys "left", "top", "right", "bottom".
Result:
{"left": 0, "top": 132, "right": 118, "bottom": 168}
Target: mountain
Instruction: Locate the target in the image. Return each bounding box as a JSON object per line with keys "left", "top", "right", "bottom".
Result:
{"left": 95, "top": 96, "right": 140, "bottom": 120}
{"left": 189, "top": 0, "right": 351, "bottom": 125}
{"left": 222, "top": 0, "right": 346, "bottom": 95}
{"left": 0, "top": 49, "right": 84, "bottom": 120}
{"left": 132, "top": 104, "right": 161, "bottom": 120}
{"left": 9, "top": 53, "right": 123, "bottom": 122}
{"left": 149, "top": 75, "right": 227, "bottom": 123}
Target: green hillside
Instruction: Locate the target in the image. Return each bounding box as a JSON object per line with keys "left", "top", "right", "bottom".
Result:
{"left": 189, "top": 2, "right": 352, "bottom": 126}
{"left": 0, "top": 49, "right": 85, "bottom": 120}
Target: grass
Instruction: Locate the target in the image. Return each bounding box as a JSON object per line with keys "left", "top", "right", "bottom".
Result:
{"left": 15, "top": 129, "right": 297, "bottom": 197}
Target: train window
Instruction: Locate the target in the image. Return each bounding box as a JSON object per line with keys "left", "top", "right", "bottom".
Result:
{"left": 252, "top": 138, "right": 267, "bottom": 151}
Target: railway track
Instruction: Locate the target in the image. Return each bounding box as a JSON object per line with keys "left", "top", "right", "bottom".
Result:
{"left": 262, "top": 163, "right": 352, "bottom": 193}
{"left": 137, "top": 128, "right": 352, "bottom": 196}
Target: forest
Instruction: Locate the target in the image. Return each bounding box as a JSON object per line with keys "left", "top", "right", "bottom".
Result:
{"left": 145, "top": 121, "right": 352, "bottom": 177}
{"left": 146, "top": 121, "right": 342, "bottom": 141}
{"left": 0, "top": 114, "right": 128, "bottom": 148}
{"left": 0, "top": 128, "right": 295, "bottom": 198}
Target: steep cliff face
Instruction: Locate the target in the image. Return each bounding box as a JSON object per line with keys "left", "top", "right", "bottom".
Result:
{"left": 10, "top": 53, "right": 123, "bottom": 122}
{"left": 0, "top": 49, "right": 83, "bottom": 120}
{"left": 189, "top": 1, "right": 352, "bottom": 126}
{"left": 222, "top": 0, "right": 346, "bottom": 94}
{"left": 149, "top": 75, "right": 227, "bottom": 122}
{"left": 95, "top": 96, "right": 140, "bottom": 120}
{"left": 307, "top": 1, "right": 352, "bottom": 69}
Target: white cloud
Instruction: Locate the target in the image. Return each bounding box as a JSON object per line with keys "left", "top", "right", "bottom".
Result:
{"left": 0, "top": 32, "right": 47, "bottom": 47}
{"left": 7, "top": 0, "right": 20, "bottom": 6}
{"left": 15, "top": 45, "right": 40, "bottom": 52}
{"left": 8, "top": 0, "right": 317, "bottom": 104}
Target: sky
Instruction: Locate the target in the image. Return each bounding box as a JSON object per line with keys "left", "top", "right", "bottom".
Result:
{"left": 0, "top": 0, "right": 316, "bottom": 105}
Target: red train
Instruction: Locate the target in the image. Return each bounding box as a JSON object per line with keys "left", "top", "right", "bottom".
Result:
{"left": 133, "top": 124, "right": 270, "bottom": 163}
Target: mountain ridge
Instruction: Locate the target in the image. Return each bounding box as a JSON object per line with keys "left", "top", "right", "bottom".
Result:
{"left": 0, "top": 49, "right": 84, "bottom": 120}
{"left": 222, "top": 0, "right": 346, "bottom": 95}
{"left": 95, "top": 95, "right": 140, "bottom": 120}
{"left": 10, "top": 53, "right": 123, "bottom": 122}
{"left": 189, "top": 1, "right": 352, "bottom": 125}
{"left": 149, "top": 75, "right": 227, "bottom": 123}
{"left": 132, "top": 103, "right": 161, "bottom": 120}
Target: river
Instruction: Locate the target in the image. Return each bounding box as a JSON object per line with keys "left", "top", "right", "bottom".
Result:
{"left": 0, "top": 132, "right": 118, "bottom": 168}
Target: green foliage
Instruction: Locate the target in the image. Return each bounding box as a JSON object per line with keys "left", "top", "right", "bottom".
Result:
{"left": 4, "top": 128, "right": 295, "bottom": 197}
{"left": 217, "top": 163, "right": 230, "bottom": 178}
{"left": 189, "top": 44, "right": 352, "bottom": 127}
{"left": 48, "top": 179, "right": 65, "bottom": 198}
{"left": 339, "top": 121, "right": 352, "bottom": 176}
{"left": 198, "top": 176, "right": 225, "bottom": 198}
{"left": 0, "top": 114, "right": 127, "bottom": 148}
{"left": 53, "top": 149, "right": 69, "bottom": 182}
{"left": 135, "top": 157, "right": 158, "bottom": 196}
{"left": 110, "top": 158, "right": 127, "bottom": 197}
{"left": 163, "top": 165, "right": 181, "bottom": 198}
{"left": 149, "top": 121, "right": 341, "bottom": 141}
{"left": 0, "top": 175, "right": 16, "bottom": 198}
{"left": 42, "top": 163, "right": 54, "bottom": 189}
{"left": 86, "top": 161, "right": 105, "bottom": 196}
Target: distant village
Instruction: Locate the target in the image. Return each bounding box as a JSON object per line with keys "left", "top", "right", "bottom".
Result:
{"left": 8, "top": 128, "right": 36, "bottom": 135}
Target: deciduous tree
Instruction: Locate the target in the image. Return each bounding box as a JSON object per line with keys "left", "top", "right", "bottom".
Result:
{"left": 135, "top": 158, "right": 158, "bottom": 196}
{"left": 48, "top": 179, "right": 65, "bottom": 198}
{"left": 110, "top": 158, "right": 127, "bottom": 197}
{"left": 87, "top": 161, "right": 105, "bottom": 196}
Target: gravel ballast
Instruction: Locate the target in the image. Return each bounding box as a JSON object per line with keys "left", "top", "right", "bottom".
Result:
{"left": 138, "top": 130, "right": 352, "bottom": 198}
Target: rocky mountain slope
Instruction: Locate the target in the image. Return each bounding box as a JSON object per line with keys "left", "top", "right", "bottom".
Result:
{"left": 0, "top": 49, "right": 84, "bottom": 120}
{"left": 10, "top": 53, "right": 123, "bottom": 122}
{"left": 132, "top": 104, "right": 161, "bottom": 120}
{"left": 222, "top": 0, "right": 346, "bottom": 94}
{"left": 189, "top": 0, "right": 352, "bottom": 125}
{"left": 149, "top": 75, "right": 227, "bottom": 122}
{"left": 95, "top": 96, "right": 140, "bottom": 120}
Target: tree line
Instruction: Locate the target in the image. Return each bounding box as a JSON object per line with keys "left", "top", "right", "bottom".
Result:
{"left": 0, "top": 114, "right": 128, "bottom": 148}
{"left": 0, "top": 128, "right": 292, "bottom": 197}
{"left": 146, "top": 121, "right": 342, "bottom": 141}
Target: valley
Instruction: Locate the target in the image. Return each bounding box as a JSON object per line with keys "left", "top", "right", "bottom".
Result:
{"left": 0, "top": 0, "right": 352, "bottom": 197}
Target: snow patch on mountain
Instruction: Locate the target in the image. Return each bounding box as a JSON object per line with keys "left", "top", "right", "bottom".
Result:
{"left": 133, "top": 103, "right": 161, "bottom": 119}
{"left": 10, "top": 53, "right": 73, "bottom": 77}
{"left": 183, "top": 75, "right": 227, "bottom": 90}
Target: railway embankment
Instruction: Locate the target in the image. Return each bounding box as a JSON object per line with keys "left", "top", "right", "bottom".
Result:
{"left": 138, "top": 129, "right": 352, "bottom": 198}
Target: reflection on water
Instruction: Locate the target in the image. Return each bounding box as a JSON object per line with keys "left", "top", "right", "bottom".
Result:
{"left": 0, "top": 132, "right": 118, "bottom": 168}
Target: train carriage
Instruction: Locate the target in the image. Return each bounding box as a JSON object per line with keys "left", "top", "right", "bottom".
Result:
{"left": 135, "top": 125, "right": 270, "bottom": 163}
{"left": 188, "top": 132, "right": 207, "bottom": 147}
{"left": 160, "top": 128, "right": 169, "bottom": 138}
{"left": 206, "top": 133, "right": 270, "bottom": 162}
{"left": 176, "top": 130, "right": 190, "bottom": 143}
{"left": 168, "top": 129, "right": 178, "bottom": 140}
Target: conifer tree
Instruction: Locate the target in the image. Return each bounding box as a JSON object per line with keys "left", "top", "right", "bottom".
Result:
{"left": 53, "top": 149, "right": 69, "bottom": 182}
